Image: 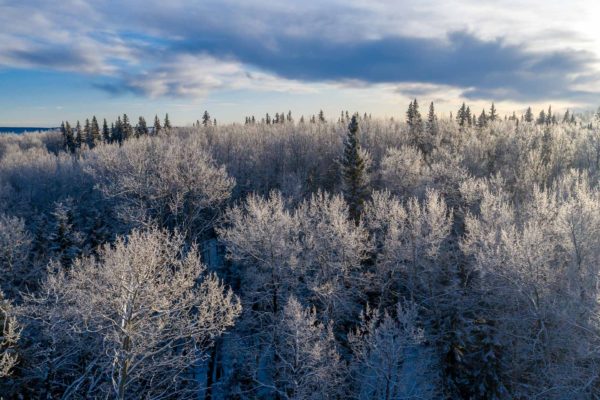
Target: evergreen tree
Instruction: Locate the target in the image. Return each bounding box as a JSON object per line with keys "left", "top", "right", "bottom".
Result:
{"left": 90, "top": 116, "right": 100, "bottom": 147}
{"left": 406, "top": 100, "right": 415, "bottom": 125}
{"left": 524, "top": 107, "right": 534, "bottom": 122}
{"left": 75, "top": 120, "right": 83, "bottom": 149}
{"left": 153, "top": 115, "right": 162, "bottom": 135}
{"left": 465, "top": 106, "right": 472, "bottom": 126}
{"left": 536, "top": 110, "right": 546, "bottom": 125}
{"left": 318, "top": 110, "right": 326, "bottom": 123}
{"left": 102, "top": 118, "right": 110, "bottom": 143}
{"left": 489, "top": 102, "right": 498, "bottom": 122}
{"left": 406, "top": 99, "right": 423, "bottom": 133}
{"left": 213, "top": 118, "right": 217, "bottom": 126}
{"left": 122, "top": 114, "right": 133, "bottom": 140}
{"left": 163, "top": 113, "right": 171, "bottom": 130}
{"left": 287, "top": 110, "right": 293, "bottom": 123}
{"left": 407, "top": 99, "right": 424, "bottom": 153}
{"left": 135, "top": 116, "right": 148, "bottom": 138}
{"left": 266, "top": 113, "right": 271, "bottom": 124}
{"left": 83, "top": 118, "right": 91, "bottom": 147}
{"left": 545, "top": 106, "right": 553, "bottom": 125}
{"left": 341, "top": 115, "right": 369, "bottom": 223}
{"left": 48, "top": 200, "right": 81, "bottom": 268}
{"left": 426, "top": 102, "right": 438, "bottom": 136}
{"left": 456, "top": 103, "right": 468, "bottom": 127}
{"left": 570, "top": 113, "right": 576, "bottom": 125}
{"left": 64, "top": 121, "right": 75, "bottom": 153}
{"left": 60, "top": 121, "right": 66, "bottom": 144}
{"left": 113, "top": 116, "right": 123, "bottom": 144}
{"left": 202, "top": 110, "right": 211, "bottom": 126}
{"left": 60, "top": 121, "right": 66, "bottom": 149}
{"left": 562, "top": 109, "right": 570, "bottom": 123}
{"left": 478, "top": 109, "right": 488, "bottom": 128}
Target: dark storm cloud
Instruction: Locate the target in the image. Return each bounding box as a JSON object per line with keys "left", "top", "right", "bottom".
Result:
{"left": 167, "top": 30, "right": 598, "bottom": 101}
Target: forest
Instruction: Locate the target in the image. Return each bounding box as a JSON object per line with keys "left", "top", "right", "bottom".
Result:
{"left": 2, "top": 101, "right": 600, "bottom": 399}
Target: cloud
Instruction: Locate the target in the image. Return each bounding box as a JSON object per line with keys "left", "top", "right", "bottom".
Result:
{"left": 1, "top": 0, "right": 599, "bottom": 105}
{"left": 95, "top": 54, "right": 320, "bottom": 98}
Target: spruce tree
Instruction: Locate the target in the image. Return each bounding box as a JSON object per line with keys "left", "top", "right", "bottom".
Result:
{"left": 114, "top": 116, "right": 123, "bottom": 144}
{"left": 545, "top": 106, "right": 553, "bottom": 125}
{"left": 287, "top": 110, "right": 293, "bottom": 123}
{"left": 407, "top": 99, "right": 423, "bottom": 133}
{"left": 536, "top": 110, "right": 546, "bottom": 125}
{"left": 456, "top": 103, "right": 467, "bottom": 127}
{"left": 60, "top": 121, "right": 67, "bottom": 150}
{"left": 341, "top": 115, "right": 369, "bottom": 223}
{"left": 163, "top": 113, "right": 172, "bottom": 130}
{"left": 562, "top": 110, "right": 570, "bottom": 123}
{"left": 90, "top": 116, "right": 100, "bottom": 147}
{"left": 406, "top": 100, "right": 415, "bottom": 127}
{"left": 489, "top": 103, "right": 498, "bottom": 121}
{"left": 83, "top": 118, "right": 91, "bottom": 147}
{"left": 478, "top": 109, "right": 488, "bottom": 128}
{"left": 153, "top": 115, "right": 162, "bottom": 135}
{"left": 213, "top": 118, "right": 217, "bottom": 126}
{"left": 318, "top": 110, "right": 326, "bottom": 123}
{"left": 64, "top": 121, "right": 75, "bottom": 153}
{"left": 122, "top": 114, "right": 133, "bottom": 140}
{"left": 60, "top": 121, "right": 66, "bottom": 144}
{"left": 75, "top": 121, "right": 83, "bottom": 149}
{"left": 426, "top": 102, "right": 438, "bottom": 136}
{"left": 49, "top": 200, "right": 81, "bottom": 268}
{"left": 102, "top": 118, "right": 110, "bottom": 143}
{"left": 524, "top": 107, "right": 534, "bottom": 123}
{"left": 465, "top": 106, "right": 472, "bottom": 126}
{"left": 202, "top": 111, "right": 211, "bottom": 126}
{"left": 135, "top": 116, "right": 148, "bottom": 137}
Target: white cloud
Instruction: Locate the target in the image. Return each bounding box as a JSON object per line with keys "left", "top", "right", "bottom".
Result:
{"left": 116, "top": 54, "right": 320, "bottom": 98}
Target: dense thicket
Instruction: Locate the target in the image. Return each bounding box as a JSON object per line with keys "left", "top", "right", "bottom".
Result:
{"left": 2, "top": 105, "right": 600, "bottom": 398}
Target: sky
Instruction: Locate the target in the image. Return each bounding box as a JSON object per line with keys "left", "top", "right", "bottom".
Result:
{"left": 1, "top": 0, "right": 600, "bottom": 127}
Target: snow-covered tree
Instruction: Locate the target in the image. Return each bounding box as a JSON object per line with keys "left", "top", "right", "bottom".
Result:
{"left": 0, "top": 214, "right": 34, "bottom": 298}
{"left": 85, "top": 135, "right": 234, "bottom": 239}
{"left": 0, "top": 291, "right": 20, "bottom": 379}
{"left": 25, "top": 228, "right": 241, "bottom": 399}
{"left": 296, "top": 191, "right": 370, "bottom": 323}
{"left": 349, "top": 300, "right": 439, "bottom": 399}
{"left": 268, "top": 296, "right": 344, "bottom": 400}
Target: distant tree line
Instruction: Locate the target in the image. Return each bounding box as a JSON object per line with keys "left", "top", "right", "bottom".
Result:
{"left": 60, "top": 113, "right": 172, "bottom": 153}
